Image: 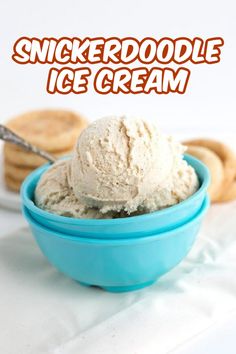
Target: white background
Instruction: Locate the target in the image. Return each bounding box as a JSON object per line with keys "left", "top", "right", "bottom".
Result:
{"left": 0, "top": 0, "right": 235, "bottom": 134}
{"left": 0, "top": 1, "right": 236, "bottom": 354}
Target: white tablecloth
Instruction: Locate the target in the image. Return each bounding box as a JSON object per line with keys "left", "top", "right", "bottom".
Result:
{"left": 0, "top": 201, "right": 236, "bottom": 354}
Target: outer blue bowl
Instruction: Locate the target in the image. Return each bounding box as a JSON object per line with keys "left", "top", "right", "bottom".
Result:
{"left": 21, "top": 155, "right": 210, "bottom": 239}
{"left": 22, "top": 196, "right": 209, "bottom": 292}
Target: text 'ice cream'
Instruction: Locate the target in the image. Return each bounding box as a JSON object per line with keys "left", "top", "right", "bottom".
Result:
{"left": 35, "top": 116, "right": 199, "bottom": 218}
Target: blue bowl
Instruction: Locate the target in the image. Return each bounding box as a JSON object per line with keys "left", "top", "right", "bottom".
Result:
{"left": 21, "top": 155, "right": 210, "bottom": 239}
{"left": 22, "top": 196, "right": 209, "bottom": 293}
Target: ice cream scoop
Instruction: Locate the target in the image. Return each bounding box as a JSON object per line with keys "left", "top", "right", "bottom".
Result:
{"left": 68, "top": 116, "right": 179, "bottom": 213}
{"left": 35, "top": 116, "right": 199, "bottom": 218}
{"left": 35, "top": 160, "right": 113, "bottom": 219}
{"left": 0, "top": 124, "right": 56, "bottom": 163}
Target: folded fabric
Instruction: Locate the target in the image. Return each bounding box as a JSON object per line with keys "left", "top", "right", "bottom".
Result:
{"left": 0, "top": 201, "right": 236, "bottom": 354}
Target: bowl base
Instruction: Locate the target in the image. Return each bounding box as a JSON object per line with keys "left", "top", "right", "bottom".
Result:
{"left": 78, "top": 279, "right": 156, "bottom": 293}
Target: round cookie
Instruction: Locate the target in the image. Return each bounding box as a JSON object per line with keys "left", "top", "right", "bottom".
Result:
{"left": 220, "top": 175, "right": 236, "bottom": 202}
{"left": 6, "top": 110, "right": 87, "bottom": 152}
{"left": 4, "top": 174, "right": 22, "bottom": 192}
{"left": 184, "top": 139, "right": 236, "bottom": 201}
{"left": 4, "top": 143, "right": 73, "bottom": 167}
{"left": 186, "top": 145, "right": 224, "bottom": 202}
{"left": 4, "top": 162, "right": 35, "bottom": 181}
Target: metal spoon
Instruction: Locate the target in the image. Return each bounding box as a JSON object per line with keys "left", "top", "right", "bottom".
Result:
{"left": 0, "top": 124, "right": 56, "bottom": 163}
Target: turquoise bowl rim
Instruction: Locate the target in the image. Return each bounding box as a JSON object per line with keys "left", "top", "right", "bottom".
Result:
{"left": 21, "top": 154, "right": 210, "bottom": 226}
{"left": 23, "top": 195, "right": 210, "bottom": 245}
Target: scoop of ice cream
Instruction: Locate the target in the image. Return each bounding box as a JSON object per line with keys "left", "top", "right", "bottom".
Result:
{"left": 141, "top": 159, "right": 199, "bottom": 212}
{"left": 35, "top": 117, "right": 199, "bottom": 219}
{"left": 35, "top": 160, "right": 113, "bottom": 219}
{"left": 68, "top": 116, "right": 175, "bottom": 213}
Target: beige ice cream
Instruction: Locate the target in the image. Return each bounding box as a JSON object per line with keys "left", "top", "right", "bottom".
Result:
{"left": 141, "top": 158, "right": 199, "bottom": 212}
{"left": 68, "top": 116, "right": 175, "bottom": 213}
{"left": 35, "top": 116, "right": 199, "bottom": 218}
{"left": 35, "top": 160, "right": 113, "bottom": 219}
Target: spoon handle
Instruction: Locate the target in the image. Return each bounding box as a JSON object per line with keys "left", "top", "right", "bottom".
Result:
{"left": 0, "top": 124, "right": 56, "bottom": 163}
